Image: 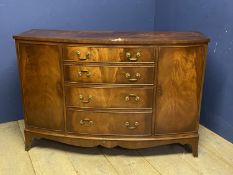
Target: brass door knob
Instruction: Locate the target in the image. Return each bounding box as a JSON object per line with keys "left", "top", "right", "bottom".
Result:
{"left": 157, "top": 84, "right": 162, "bottom": 96}
{"left": 136, "top": 52, "right": 141, "bottom": 58}
{"left": 126, "top": 52, "right": 131, "bottom": 58}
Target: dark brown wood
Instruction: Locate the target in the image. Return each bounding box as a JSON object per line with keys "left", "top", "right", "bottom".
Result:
{"left": 65, "top": 86, "right": 153, "bottom": 108}
{"left": 63, "top": 46, "right": 155, "bottom": 62}
{"left": 14, "top": 29, "right": 209, "bottom": 157}
{"left": 17, "top": 43, "right": 65, "bottom": 130}
{"left": 13, "top": 29, "right": 210, "bottom": 45}
{"left": 64, "top": 65, "right": 154, "bottom": 84}
{"left": 156, "top": 46, "right": 203, "bottom": 134}
{"left": 66, "top": 110, "right": 152, "bottom": 136}
{"left": 24, "top": 128, "right": 199, "bottom": 156}
{"left": 190, "top": 137, "right": 199, "bottom": 157}
{"left": 24, "top": 130, "right": 33, "bottom": 151}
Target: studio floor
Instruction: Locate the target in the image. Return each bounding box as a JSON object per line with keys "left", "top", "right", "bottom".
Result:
{"left": 0, "top": 120, "right": 232, "bottom": 175}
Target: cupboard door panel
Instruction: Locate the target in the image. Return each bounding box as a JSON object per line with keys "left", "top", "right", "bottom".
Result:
{"left": 18, "top": 43, "right": 64, "bottom": 130}
{"left": 156, "top": 46, "right": 205, "bottom": 134}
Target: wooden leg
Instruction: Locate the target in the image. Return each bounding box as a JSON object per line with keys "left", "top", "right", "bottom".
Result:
{"left": 24, "top": 131, "right": 33, "bottom": 151}
{"left": 190, "top": 137, "right": 199, "bottom": 157}
{"left": 183, "top": 137, "right": 199, "bottom": 157}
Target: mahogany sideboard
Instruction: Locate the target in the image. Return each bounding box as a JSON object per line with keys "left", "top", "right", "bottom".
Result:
{"left": 13, "top": 29, "right": 209, "bottom": 157}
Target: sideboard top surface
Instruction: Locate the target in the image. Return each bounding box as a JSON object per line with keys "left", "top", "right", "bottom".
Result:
{"left": 13, "top": 29, "right": 210, "bottom": 45}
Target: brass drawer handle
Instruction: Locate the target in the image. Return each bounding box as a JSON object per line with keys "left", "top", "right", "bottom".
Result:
{"left": 125, "top": 73, "right": 140, "bottom": 82}
{"left": 126, "top": 52, "right": 141, "bottom": 62}
{"left": 125, "top": 121, "right": 139, "bottom": 130}
{"left": 78, "top": 70, "right": 91, "bottom": 77}
{"left": 76, "top": 51, "right": 90, "bottom": 60}
{"left": 80, "top": 118, "right": 94, "bottom": 126}
{"left": 79, "top": 95, "right": 92, "bottom": 103}
{"left": 125, "top": 94, "right": 140, "bottom": 102}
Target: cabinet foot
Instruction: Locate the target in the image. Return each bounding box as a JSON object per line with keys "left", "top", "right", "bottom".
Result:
{"left": 24, "top": 131, "right": 33, "bottom": 151}
{"left": 191, "top": 138, "right": 199, "bottom": 157}
{"left": 183, "top": 137, "right": 199, "bottom": 157}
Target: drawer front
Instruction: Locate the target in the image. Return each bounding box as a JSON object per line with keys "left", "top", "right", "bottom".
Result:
{"left": 67, "top": 110, "right": 152, "bottom": 135}
{"left": 64, "top": 65, "right": 154, "bottom": 84}
{"left": 63, "top": 47, "right": 155, "bottom": 62}
{"left": 65, "top": 87, "right": 153, "bottom": 108}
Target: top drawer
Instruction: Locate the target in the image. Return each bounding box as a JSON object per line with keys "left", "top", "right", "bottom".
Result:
{"left": 63, "top": 46, "right": 155, "bottom": 63}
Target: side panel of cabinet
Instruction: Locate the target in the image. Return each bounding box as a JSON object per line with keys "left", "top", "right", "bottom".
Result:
{"left": 155, "top": 46, "right": 206, "bottom": 134}
{"left": 17, "top": 42, "right": 64, "bottom": 131}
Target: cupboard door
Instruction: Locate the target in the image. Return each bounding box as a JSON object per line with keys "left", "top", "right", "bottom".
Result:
{"left": 18, "top": 43, "right": 64, "bottom": 131}
{"left": 156, "top": 46, "right": 205, "bottom": 134}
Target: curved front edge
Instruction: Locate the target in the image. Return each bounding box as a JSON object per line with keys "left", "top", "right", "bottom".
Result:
{"left": 24, "top": 129, "right": 199, "bottom": 157}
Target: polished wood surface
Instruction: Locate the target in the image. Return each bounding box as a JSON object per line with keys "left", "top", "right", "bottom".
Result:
{"left": 14, "top": 29, "right": 209, "bottom": 157}
{"left": 156, "top": 46, "right": 203, "bottom": 134}
{"left": 17, "top": 43, "right": 64, "bottom": 130}
{"left": 64, "top": 65, "right": 154, "bottom": 84}
{"left": 13, "top": 29, "right": 210, "bottom": 45}
{"left": 65, "top": 86, "right": 153, "bottom": 109}
{"left": 63, "top": 46, "right": 155, "bottom": 62}
{"left": 66, "top": 110, "right": 152, "bottom": 136}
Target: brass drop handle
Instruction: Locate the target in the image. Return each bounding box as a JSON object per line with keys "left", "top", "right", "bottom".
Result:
{"left": 79, "top": 95, "right": 92, "bottom": 103}
{"left": 76, "top": 51, "right": 90, "bottom": 60}
{"left": 126, "top": 52, "right": 141, "bottom": 62}
{"left": 125, "top": 121, "right": 139, "bottom": 130}
{"left": 125, "top": 72, "right": 141, "bottom": 82}
{"left": 80, "top": 118, "right": 94, "bottom": 126}
{"left": 125, "top": 94, "right": 140, "bottom": 102}
{"left": 78, "top": 69, "right": 91, "bottom": 77}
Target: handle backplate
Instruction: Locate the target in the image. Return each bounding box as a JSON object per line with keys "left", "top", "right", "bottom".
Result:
{"left": 125, "top": 121, "right": 139, "bottom": 130}
{"left": 79, "top": 95, "right": 92, "bottom": 103}
{"left": 126, "top": 52, "right": 141, "bottom": 62}
{"left": 78, "top": 69, "right": 91, "bottom": 77}
{"left": 76, "top": 51, "right": 90, "bottom": 60}
{"left": 125, "top": 94, "right": 140, "bottom": 102}
{"left": 125, "top": 72, "right": 141, "bottom": 82}
{"left": 80, "top": 118, "right": 94, "bottom": 126}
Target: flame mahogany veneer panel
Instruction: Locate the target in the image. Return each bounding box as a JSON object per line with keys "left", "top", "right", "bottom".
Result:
{"left": 18, "top": 43, "right": 64, "bottom": 130}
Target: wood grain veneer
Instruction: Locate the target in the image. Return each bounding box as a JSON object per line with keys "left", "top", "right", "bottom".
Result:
{"left": 64, "top": 46, "right": 155, "bottom": 62}
{"left": 14, "top": 29, "right": 209, "bottom": 157}
{"left": 65, "top": 86, "right": 153, "bottom": 109}
{"left": 64, "top": 65, "right": 154, "bottom": 84}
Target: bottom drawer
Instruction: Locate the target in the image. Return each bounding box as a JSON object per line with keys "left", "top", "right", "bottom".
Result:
{"left": 66, "top": 110, "right": 152, "bottom": 136}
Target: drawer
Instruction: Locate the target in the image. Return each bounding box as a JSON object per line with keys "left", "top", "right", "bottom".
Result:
{"left": 66, "top": 110, "right": 152, "bottom": 135}
{"left": 63, "top": 47, "right": 155, "bottom": 62}
{"left": 65, "top": 86, "right": 153, "bottom": 108}
{"left": 64, "top": 65, "right": 154, "bottom": 84}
